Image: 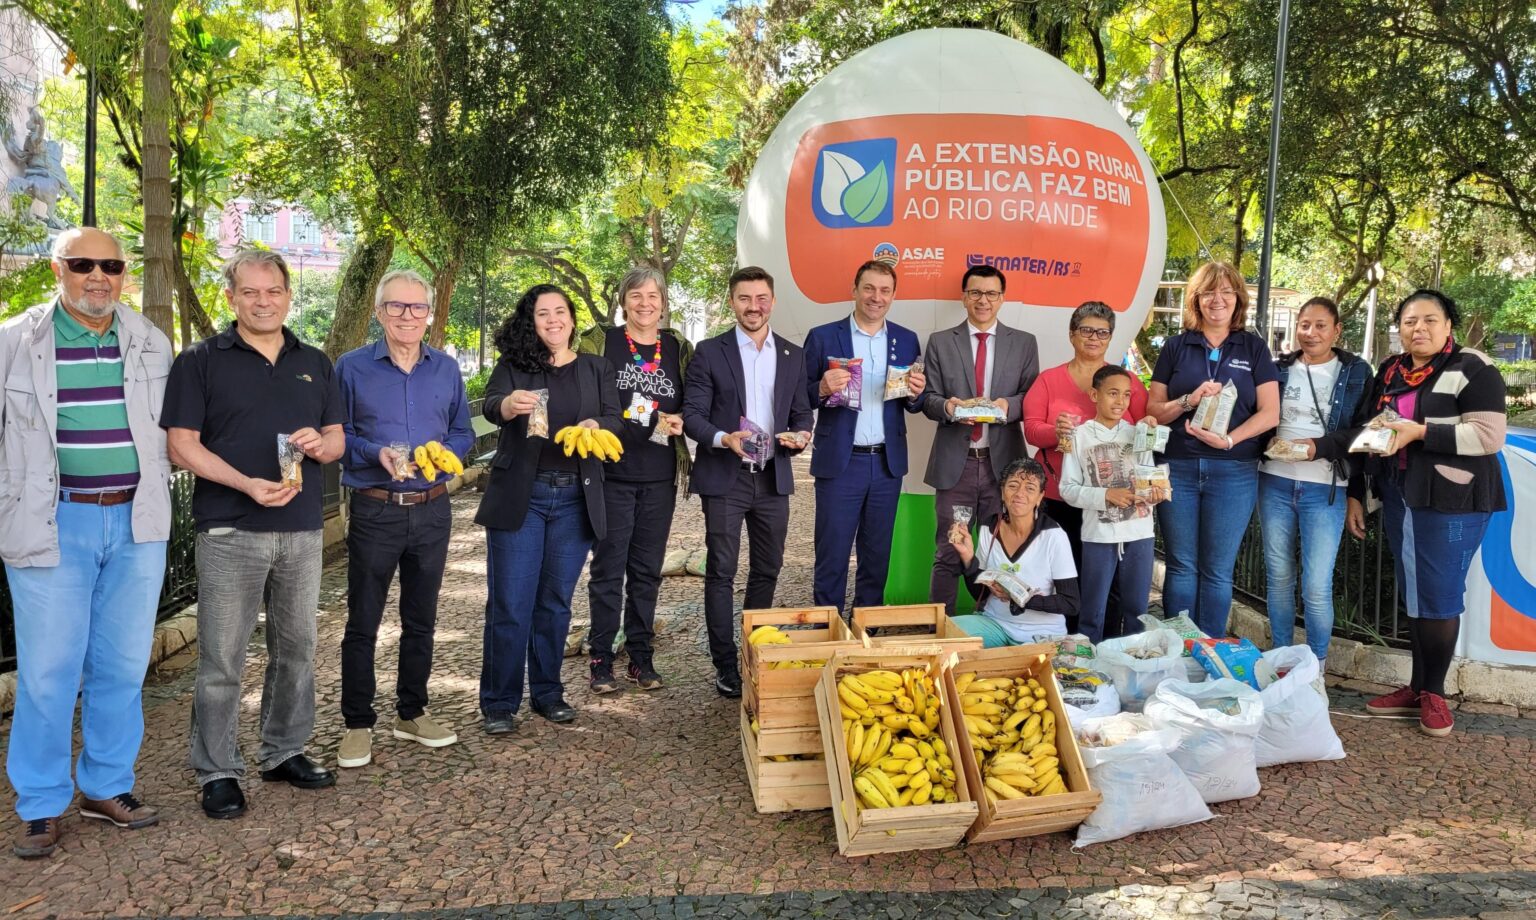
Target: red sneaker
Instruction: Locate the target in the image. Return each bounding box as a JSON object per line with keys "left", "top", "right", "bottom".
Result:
{"left": 1365, "top": 685, "right": 1420, "bottom": 717}
{"left": 1418, "top": 692, "right": 1454, "bottom": 737}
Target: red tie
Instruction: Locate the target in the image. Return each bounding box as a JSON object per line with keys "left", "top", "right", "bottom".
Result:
{"left": 971, "top": 331, "right": 989, "bottom": 443}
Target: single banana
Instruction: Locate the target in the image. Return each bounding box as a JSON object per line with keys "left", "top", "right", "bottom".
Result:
{"left": 860, "top": 670, "right": 904, "bottom": 691}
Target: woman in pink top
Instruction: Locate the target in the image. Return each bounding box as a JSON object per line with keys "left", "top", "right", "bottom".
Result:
{"left": 1022, "top": 301, "right": 1147, "bottom": 630}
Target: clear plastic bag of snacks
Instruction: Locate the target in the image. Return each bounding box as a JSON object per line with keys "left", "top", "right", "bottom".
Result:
{"left": 1349, "top": 407, "right": 1400, "bottom": 454}
{"left": 649, "top": 411, "right": 677, "bottom": 446}
{"left": 388, "top": 441, "right": 412, "bottom": 481}
{"left": 527, "top": 389, "right": 551, "bottom": 439}
{"left": 1264, "top": 437, "right": 1312, "bottom": 461}
{"left": 884, "top": 364, "right": 912, "bottom": 400}
{"left": 1057, "top": 412, "right": 1083, "bottom": 454}
{"left": 823, "top": 357, "right": 863, "bottom": 409}
{"left": 953, "top": 397, "right": 1006, "bottom": 423}
{"left": 1134, "top": 419, "right": 1170, "bottom": 453}
{"left": 277, "top": 434, "right": 304, "bottom": 489}
{"left": 948, "top": 504, "right": 973, "bottom": 546}
{"left": 1192, "top": 381, "right": 1238, "bottom": 436}
{"left": 1133, "top": 463, "right": 1172, "bottom": 504}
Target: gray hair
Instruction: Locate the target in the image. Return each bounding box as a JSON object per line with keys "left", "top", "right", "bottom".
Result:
{"left": 374, "top": 269, "right": 434, "bottom": 309}
{"left": 1068, "top": 300, "right": 1115, "bottom": 333}
{"left": 221, "top": 249, "right": 291, "bottom": 290}
{"left": 617, "top": 266, "right": 668, "bottom": 311}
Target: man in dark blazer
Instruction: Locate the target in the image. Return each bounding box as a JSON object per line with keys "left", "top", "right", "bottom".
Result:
{"left": 683, "top": 266, "right": 814, "bottom": 697}
{"left": 918, "top": 265, "right": 1040, "bottom": 612}
{"left": 803, "top": 261, "right": 927, "bottom": 616}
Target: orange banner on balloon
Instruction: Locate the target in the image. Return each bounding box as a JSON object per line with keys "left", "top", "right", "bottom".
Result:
{"left": 784, "top": 114, "right": 1153, "bottom": 310}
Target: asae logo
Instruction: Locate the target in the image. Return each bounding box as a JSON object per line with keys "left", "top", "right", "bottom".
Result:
{"left": 872, "top": 242, "right": 899, "bottom": 265}
{"left": 812, "top": 137, "right": 896, "bottom": 229}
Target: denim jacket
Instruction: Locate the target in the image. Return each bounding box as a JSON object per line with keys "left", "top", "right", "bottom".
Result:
{"left": 1273, "top": 346, "right": 1373, "bottom": 500}
{"left": 0, "top": 299, "right": 174, "bottom": 567}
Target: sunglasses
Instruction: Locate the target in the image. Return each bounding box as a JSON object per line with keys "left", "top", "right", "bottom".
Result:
{"left": 61, "top": 257, "right": 126, "bottom": 276}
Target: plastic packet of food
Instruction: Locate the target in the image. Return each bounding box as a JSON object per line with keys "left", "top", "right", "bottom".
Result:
{"left": 948, "top": 505, "right": 974, "bottom": 545}
{"left": 1056, "top": 634, "right": 1096, "bottom": 659}
{"left": 1264, "top": 437, "right": 1312, "bottom": 462}
{"left": 1134, "top": 463, "right": 1172, "bottom": 504}
{"left": 527, "top": 389, "right": 551, "bottom": 439}
{"left": 388, "top": 441, "right": 412, "bottom": 481}
{"left": 1139, "top": 612, "right": 1208, "bottom": 653}
{"left": 277, "top": 434, "right": 304, "bottom": 489}
{"left": 953, "top": 397, "right": 1006, "bottom": 423}
{"left": 1077, "top": 712, "right": 1155, "bottom": 748}
{"left": 739, "top": 415, "right": 771, "bottom": 468}
{"left": 884, "top": 364, "right": 912, "bottom": 400}
{"left": 823, "top": 357, "right": 864, "bottom": 409}
{"left": 1192, "top": 380, "right": 1238, "bottom": 436}
{"left": 976, "top": 568, "right": 1038, "bottom": 607}
{"left": 1349, "top": 407, "right": 1400, "bottom": 454}
{"left": 1058, "top": 412, "right": 1083, "bottom": 454}
{"left": 1134, "top": 420, "right": 1170, "bottom": 453}
{"left": 649, "top": 411, "right": 676, "bottom": 446}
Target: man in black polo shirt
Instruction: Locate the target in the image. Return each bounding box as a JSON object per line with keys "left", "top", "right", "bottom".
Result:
{"left": 162, "top": 250, "right": 345, "bottom": 820}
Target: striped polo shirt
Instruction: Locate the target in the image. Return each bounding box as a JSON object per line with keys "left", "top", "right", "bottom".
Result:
{"left": 54, "top": 306, "right": 139, "bottom": 492}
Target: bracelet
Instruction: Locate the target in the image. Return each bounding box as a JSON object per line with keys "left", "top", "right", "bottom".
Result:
{"left": 1224, "top": 434, "right": 1234, "bottom": 450}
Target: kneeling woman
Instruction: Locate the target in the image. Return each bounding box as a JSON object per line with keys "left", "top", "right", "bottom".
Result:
{"left": 950, "top": 458, "right": 1080, "bottom": 647}
{"left": 477, "top": 284, "right": 623, "bottom": 733}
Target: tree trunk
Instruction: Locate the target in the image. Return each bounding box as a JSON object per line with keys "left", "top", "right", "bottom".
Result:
{"left": 171, "top": 243, "right": 215, "bottom": 341}
{"left": 429, "top": 255, "right": 462, "bottom": 350}
{"left": 324, "top": 232, "right": 395, "bottom": 359}
{"left": 140, "top": 0, "right": 176, "bottom": 341}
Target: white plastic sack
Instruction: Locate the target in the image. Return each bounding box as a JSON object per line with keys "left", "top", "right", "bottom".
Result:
{"left": 1145, "top": 679, "right": 1265, "bottom": 804}
{"left": 1065, "top": 681, "right": 1121, "bottom": 731}
{"left": 1254, "top": 646, "right": 1346, "bottom": 767}
{"left": 1097, "top": 630, "right": 1187, "bottom": 712}
{"left": 1074, "top": 714, "right": 1214, "bottom": 847}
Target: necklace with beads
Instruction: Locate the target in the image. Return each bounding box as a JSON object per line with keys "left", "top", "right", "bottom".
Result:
{"left": 625, "top": 330, "right": 662, "bottom": 373}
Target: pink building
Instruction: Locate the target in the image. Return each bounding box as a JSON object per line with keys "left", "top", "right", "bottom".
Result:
{"left": 215, "top": 198, "right": 347, "bottom": 280}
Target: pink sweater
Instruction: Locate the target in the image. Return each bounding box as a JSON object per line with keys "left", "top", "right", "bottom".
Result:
{"left": 1022, "top": 362, "right": 1148, "bottom": 501}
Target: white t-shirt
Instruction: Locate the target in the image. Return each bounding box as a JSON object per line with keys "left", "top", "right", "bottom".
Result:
{"left": 1262, "top": 357, "right": 1344, "bottom": 485}
{"left": 973, "top": 519, "right": 1077, "bottom": 643}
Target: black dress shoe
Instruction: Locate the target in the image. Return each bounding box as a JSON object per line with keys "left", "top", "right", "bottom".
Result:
{"left": 716, "top": 669, "right": 742, "bottom": 698}
{"left": 483, "top": 714, "right": 517, "bottom": 735}
{"left": 260, "top": 754, "right": 336, "bottom": 789}
{"left": 531, "top": 699, "right": 577, "bottom": 723}
{"left": 201, "top": 779, "right": 246, "bottom": 820}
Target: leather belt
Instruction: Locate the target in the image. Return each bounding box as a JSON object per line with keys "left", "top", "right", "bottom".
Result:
{"left": 966, "top": 447, "right": 991, "bottom": 458}
{"left": 60, "top": 488, "right": 136, "bottom": 506}
{"left": 356, "top": 483, "right": 449, "bottom": 506}
{"left": 535, "top": 470, "right": 579, "bottom": 487}
{"left": 851, "top": 444, "right": 885, "bottom": 454}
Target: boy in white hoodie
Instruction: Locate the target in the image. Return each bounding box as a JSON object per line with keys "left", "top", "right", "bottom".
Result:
{"left": 1060, "top": 366, "right": 1161, "bottom": 641}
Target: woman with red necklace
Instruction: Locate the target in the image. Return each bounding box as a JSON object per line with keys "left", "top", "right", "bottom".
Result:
{"left": 576, "top": 267, "right": 693, "bottom": 693}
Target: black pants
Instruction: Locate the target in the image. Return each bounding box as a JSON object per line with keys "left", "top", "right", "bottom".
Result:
{"left": 340, "top": 492, "right": 453, "bottom": 728}
{"left": 702, "top": 464, "right": 790, "bottom": 674}
{"left": 588, "top": 478, "right": 677, "bottom": 661}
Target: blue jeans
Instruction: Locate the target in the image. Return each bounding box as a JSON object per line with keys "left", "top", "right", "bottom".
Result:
{"left": 4, "top": 500, "right": 165, "bottom": 820}
{"left": 1156, "top": 457, "right": 1260, "bottom": 637}
{"left": 480, "top": 478, "right": 594, "bottom": 716}
{"left": 1079, "top": 539, "right": 1153, "bottom": 643}
{"left": 1259, "top": 472, "right": 1346, "bottom": 662}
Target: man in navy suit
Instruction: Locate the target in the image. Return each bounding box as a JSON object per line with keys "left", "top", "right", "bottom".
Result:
{"left": 682, "top": 266, "right": 814, "bottom": 697}
{"left": 803, "top": 261, "right": 927, "bottom": 616}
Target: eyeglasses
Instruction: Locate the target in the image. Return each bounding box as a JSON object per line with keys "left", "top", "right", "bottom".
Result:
{"left": 1074, "top": 327, "right": 1112, "bottom": 341}
{"left": 381, "top": 301, "right": 431, "bottom": 318}
{"left": 1202, "top": 289, "right": 1238, "bottom": 301}
{"left": 61, "top": 257, "right": 126, "bottom": 276}
{"left": 964, "top": 290, "right": 1003, "bottom": 303}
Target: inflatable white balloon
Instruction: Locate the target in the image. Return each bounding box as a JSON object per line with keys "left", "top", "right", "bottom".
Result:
{"left": 738, "top": 28, "right": 1168, "bottom": 602}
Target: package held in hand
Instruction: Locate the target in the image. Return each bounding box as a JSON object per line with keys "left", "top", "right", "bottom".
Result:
{"left": 526, "top": 389, "right": 551, "bottom": 439}
{"left": 953, "top": 397, "right": 1006, "bottom": 423}
{"left": 277, "top": 434, "right": 304, "bottom": 489}
{"left": 1349, "top": 407, "right": 1400, "bottom": 454}
{"left": 649, "top": 411, "right": 677, "bottom": 446}
{"left": 1192, "top": 381, "right": 1238, "bottom": 436}
{"left": 739, "top": 415, "right": 771, "bottom": 468}
{"left": 823, "top": 357, "right": 864, "bottom": 409}
{"left": 976, "top": 568, "right": 1038, "bottom": 607}
{"left": 1133, "top": 463, "right": 1172, "bottom": 504}
{"left": 1264, "top": 437, "right": 1312, "bottom": 461}
{"left": 1134, "top": 420, "right": 1170, "bottom": 453}
{"left": 884, "top": 364, "right": 912, "bottom": 400}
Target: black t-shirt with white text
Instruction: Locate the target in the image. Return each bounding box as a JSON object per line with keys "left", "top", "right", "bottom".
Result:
{"left": 602, "top": 327, "right": 682, "bottom": 483}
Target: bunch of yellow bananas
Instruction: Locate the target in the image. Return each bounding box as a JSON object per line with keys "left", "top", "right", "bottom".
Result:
{"left": 554, "top": 426, "right": 625, "bottom": 461}
{"left": 746, "top": 624, "right": 825, "bottom": 669}
{"left": 412, "top": 441, "right": 465, "bottom": 483}
{"left": 748, "top": 715, "right": 824, "bottom": 761}
{"left": 838, "top": 668, "right": 959, "bottom": 810}
{"left": 954, "top": 669, "right": 1067, "bottom": 802}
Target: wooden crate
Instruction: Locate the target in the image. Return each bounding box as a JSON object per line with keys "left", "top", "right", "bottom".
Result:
{"left": 739, "top": 703, "right": 831, "bottom": 813}
{"left": 814, "top": 648, "right": 979, "bottom": 856}
{"left": 942, "top": 644, "right": 1102, "bottom": 843}
{"left": 850, "top": 603, "right": 984, "bottom": 650}
{"left": 742, "top": 607, "right": 861, "bottom": 755}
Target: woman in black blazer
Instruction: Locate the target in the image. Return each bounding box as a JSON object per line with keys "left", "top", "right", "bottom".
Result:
{"left": 476, "top": 284, "right": 622, "bottom": 733}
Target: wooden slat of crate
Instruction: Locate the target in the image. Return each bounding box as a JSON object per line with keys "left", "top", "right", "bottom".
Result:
{"left": 850, "top": 604, "right": 984, "bottom": 650}
{"left": 943, "top": 644, "right": 1102, "bottom": 843}
{"left": 739, "top": 704, "right": 830, "bottom": 813}
{"left": 815, "top": 648, "right": 978, "bottom": 857}
{"left": 742, "top": 607, "right": 861, "bottom": 733}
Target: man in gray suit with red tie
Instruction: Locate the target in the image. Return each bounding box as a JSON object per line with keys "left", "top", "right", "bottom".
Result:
{"left": 918, "top": 265, "right": 1040, "bottom": 612}
{"left": 682, "top": 266, "right": 814, "bottom": 697}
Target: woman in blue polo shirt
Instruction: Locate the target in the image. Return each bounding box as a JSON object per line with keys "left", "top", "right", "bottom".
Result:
{"left": 1145, "top": 262, "right": 1280, "bottom": 637}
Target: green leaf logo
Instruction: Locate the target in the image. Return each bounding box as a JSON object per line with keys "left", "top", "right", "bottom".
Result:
{"left": 841, "top": 161, "right": 890, "bottom": 225}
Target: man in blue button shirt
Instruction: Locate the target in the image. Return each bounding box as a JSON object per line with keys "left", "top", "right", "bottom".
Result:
{"left": 803, "top": 260, "right": 926, "bottom": 616}
{"left": 334, "top": 270, "right": 474, "bottom": 769}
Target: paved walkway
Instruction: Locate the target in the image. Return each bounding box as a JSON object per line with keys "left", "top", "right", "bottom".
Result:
{"left": 3, "top": 459, "right": 1535, "bottom": 918}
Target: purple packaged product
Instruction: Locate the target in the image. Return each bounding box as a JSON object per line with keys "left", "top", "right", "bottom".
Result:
{"left": 824, "top": 357, "right": 864, "bottom": 410}
{"left": 739, "top": 415, "right": 771, "bottom": 468}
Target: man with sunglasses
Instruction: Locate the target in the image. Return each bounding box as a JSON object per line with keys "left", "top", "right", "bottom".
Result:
{"left": 332, "top": 270, "right": 473, "bottom": 769}
{"left": 918, "top": 265, "right": 1040, "bottom": 613}
{"left": 0, "top": 228, "right": 172, "bottom": 857}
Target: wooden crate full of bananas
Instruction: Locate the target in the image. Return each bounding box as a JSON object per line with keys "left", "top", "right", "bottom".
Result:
{"left": 943, "top": 644, "right": 1101, "bottom": 842}
{"left": 742, "top": 608, "right": 861, "bottom": 749}
{"left": 813, "top": 648, "right": 978, "bottom": 857}
{"left": 850, "top": 604, "right": 986, "bottom": 651}
{"left": 740, "top": 702, "right": 831, "bottom": 814}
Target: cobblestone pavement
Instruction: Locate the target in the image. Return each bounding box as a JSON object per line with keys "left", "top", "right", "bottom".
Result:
{"left": 3, "top": 458, "right": 1535, "bottom": 919}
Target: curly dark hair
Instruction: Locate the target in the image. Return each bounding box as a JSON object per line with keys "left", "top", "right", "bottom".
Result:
{"left": 495, "top": 284, "right": 576, "bottom": 373}
{"left": 998, "top": 457, "right": 1048, "bottom": 494}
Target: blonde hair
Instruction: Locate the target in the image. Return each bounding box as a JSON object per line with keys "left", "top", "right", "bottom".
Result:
{"left": 1183, "top": 261, "right": 1249, "bottom": 332}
